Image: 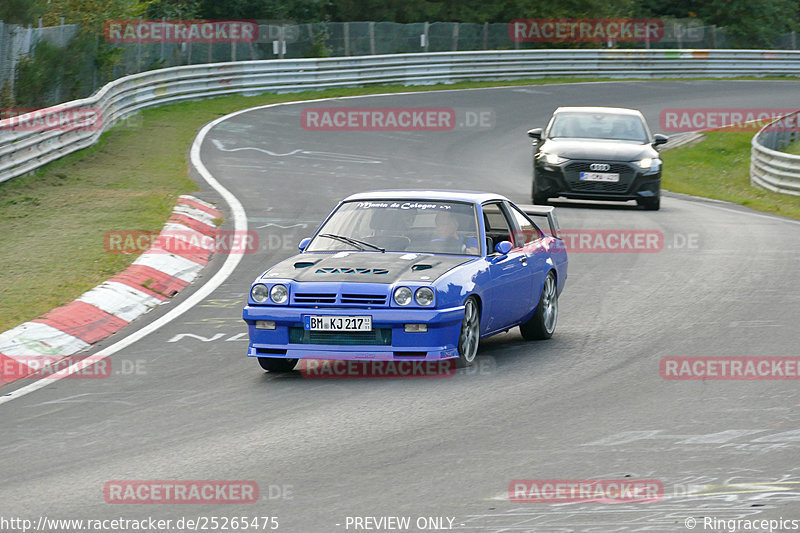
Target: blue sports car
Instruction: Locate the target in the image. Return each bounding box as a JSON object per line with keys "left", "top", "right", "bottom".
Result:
{"left": 243, "top": 190, "right": 567, "bottom": 371}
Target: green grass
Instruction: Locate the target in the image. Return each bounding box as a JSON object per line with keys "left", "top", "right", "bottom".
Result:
{"left": 660, "top": 130, "right": 800, "bottom": 219}
{"left": 784, "top": 140, "right": 800, "bottom": 156}
{"left": 1, "top": 76, "right": 799, "bottom": 333}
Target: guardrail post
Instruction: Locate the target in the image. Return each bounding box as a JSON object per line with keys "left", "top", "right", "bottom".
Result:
{"left": 344, "top": 22, "right": 349, "bottom": 56}
{"left": 136, "top": 16, "right": 142, "bottom": 73}
{"left": 452, "top": 23, "right": 459, "bottom": 51}
{"left": 160, "top": 17, "right": 166, "bottom": 64}
{"left": 369, "top": 22, "right": 375, "bottom": 55}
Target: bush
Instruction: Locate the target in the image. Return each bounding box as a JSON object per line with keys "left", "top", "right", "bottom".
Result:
{"left": 14, "top": 33, "right": 122, "bottom": 107}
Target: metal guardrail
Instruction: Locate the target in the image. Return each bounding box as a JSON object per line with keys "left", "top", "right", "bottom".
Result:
{"left": 751, "top": 110, "right": 800, "bottom": 196}
{"left": 2, "top": 48, "right": 800, "bottom": 185}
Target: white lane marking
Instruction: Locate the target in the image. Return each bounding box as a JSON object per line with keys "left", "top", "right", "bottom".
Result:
{"left": 211, "top": 138, "right": 383, "bottom": 164}
{"left": 0, "top": 107, "right": 252, "bottom": 405}
{"left": 211, "top": 139, "right": 305, "bottom": 157}
{"left": 256, "top": 222, "right": 308, "bottom": 229}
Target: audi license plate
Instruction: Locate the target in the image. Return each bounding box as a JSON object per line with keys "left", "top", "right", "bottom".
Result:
{"left": 304, "top": 315, "right": 372, "bottom": 331}
{"left": 580, "top": 172, "right": 619, "bottom": 182}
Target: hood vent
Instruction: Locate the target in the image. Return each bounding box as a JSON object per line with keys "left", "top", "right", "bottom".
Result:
{"left": 411, "top": 264, "right": 432, "bottom": 271}
{"left": 294, "top": 261, "right": 317, "bottom": 269}
{"left": 315, "top": 267, "right": 389, "bottom": 275}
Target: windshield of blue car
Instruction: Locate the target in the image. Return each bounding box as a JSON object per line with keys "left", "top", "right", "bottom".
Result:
{"left": 306, "top": 200, "right": 481, "bottom": 256}
{"left": 548, "top": 112, "right": 648, "bottom": 142}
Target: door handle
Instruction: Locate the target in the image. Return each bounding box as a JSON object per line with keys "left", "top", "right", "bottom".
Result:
{"left": 520, "top": 257, "right": 528, "bottom": 265}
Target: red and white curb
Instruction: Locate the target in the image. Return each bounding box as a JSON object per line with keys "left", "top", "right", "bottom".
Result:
{"left": 0, "top": 195, "right": 221, "bottom": 386}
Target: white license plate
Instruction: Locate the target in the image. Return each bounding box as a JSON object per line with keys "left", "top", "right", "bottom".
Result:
{"left": 580, "top": 172, "right": 620, "bottom": 182}
{"left": 304, "top": 315, "right": 372, "bottom": 331}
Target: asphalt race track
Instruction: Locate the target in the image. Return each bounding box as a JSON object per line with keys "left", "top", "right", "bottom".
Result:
{"left": 2, "top": 81, "right": 800, "bottom": 532}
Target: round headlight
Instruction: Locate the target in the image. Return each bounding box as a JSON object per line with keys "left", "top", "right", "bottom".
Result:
{"left": 251, "top": 284, "right": 268, "bottom": 303}
{"left": 415, "top": 287, "right": 434, "bottom": 306}
{"left": 394, "top": 286, "right": 413, "bottom": 306}
{"left": 270, "top": 284, "right": 288, "bottom": 304}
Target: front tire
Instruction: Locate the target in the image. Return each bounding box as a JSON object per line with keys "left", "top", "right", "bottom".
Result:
{"left": 532, "top": 173, "right": 548, "bottom": 204}
{"left": 456, "top": 297, "right": 480, "bottom": 367}
{"left": 638, "top": 194, "right": 660, "bottom": 211}
{"left": 258, "top": 357, "right": 298, "bottom": 372}
{"left": 520, "top": 272, "right": 558, "bottom": 340}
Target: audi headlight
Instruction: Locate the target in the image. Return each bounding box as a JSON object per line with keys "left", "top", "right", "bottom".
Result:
{"left": 414, "top": 287, "right": 435, "bottom": 307}
{"left": 637, "top": 157, "right": 653, "bottom": 169}
{"left": 251, "top": 284, "right": 269, "bottom": 303}
{"left": 394, "top": 287, "right": 413, "bottom": 306}
{"left": 543, "top": 153, "right": 568, "bottom": 165}
{"left": 269, "top": 284, "right": 288, "bottom": 304}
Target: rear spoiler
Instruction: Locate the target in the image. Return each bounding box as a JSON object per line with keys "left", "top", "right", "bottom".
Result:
{"left": 519, "top": 205, "right": 560, "bottom": 239}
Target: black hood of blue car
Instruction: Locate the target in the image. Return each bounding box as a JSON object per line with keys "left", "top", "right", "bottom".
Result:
{"left": 260, "top": 252, "right": 474, "bottom": 284}
{"left": 540, "top": 139, "right": 656, "bottom": 161}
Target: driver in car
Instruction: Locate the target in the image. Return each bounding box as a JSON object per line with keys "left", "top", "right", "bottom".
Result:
{"left": 431, "top": 211, "right": 479, "bottom": 254}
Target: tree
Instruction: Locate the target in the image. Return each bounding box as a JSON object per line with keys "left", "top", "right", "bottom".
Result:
{"left": 40, "top": 0, "right": 144, "bottom": 34}
{"left": 143, "top": 0, "right": 201, "bottom": 19}
{"left": 640, "top": 0, "right": 798, "bottom": 48}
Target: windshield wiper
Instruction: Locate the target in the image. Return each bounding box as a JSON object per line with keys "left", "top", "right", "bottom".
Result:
{"left": 318, "top": 233, "right": 385, "bottom": 252}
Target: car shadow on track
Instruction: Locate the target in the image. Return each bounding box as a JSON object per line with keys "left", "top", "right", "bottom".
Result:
{"left": 253, "top": 330, "right": 557, "bottom": 383}
{"left": 543, "top": 198, "right": 642, "bottom": 211}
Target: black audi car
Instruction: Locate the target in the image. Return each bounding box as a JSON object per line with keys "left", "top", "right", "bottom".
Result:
{"left": 528, "top": 107, "right": 668, "bottom": 210}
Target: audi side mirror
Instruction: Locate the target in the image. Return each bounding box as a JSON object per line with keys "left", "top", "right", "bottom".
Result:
{"left": 527, "top": 128, "right": 543, "bottom": 141}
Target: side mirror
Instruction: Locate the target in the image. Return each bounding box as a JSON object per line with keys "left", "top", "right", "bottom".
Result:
{"left": 494, "top": 240, "right": 513, "bottom": 255}
{"left": 653, "top": 134, "right": 669, "bottom": 146}
{"left": 298, "top": 237, "right": 311, "bottom": 252}
{"left": 527, "top": 128, "right": 543, "bottom": 141}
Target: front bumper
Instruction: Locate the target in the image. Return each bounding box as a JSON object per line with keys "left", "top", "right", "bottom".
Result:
{"left": 534, "top": 160, "right": 661, "bottom": 202}
{"left": 243, "top": 305, "right": 465, "bottom": 361}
